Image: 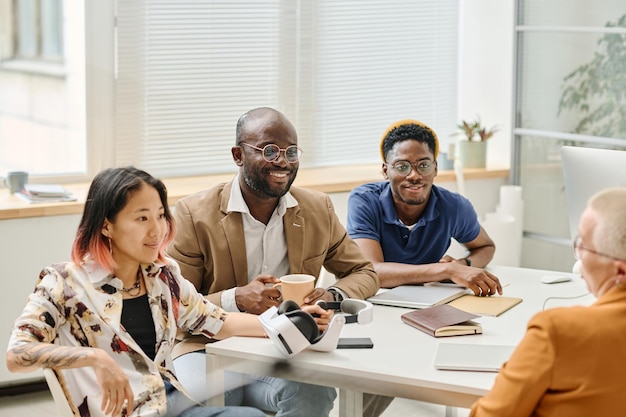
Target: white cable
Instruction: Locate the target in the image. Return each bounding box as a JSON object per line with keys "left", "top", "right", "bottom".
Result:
{"left": 542, "top": 292, "right": 591, "bottom": 311}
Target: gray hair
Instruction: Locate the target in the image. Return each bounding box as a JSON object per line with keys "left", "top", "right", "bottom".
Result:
{"left": 588, "top": 187, "right": 626, "bottom": 260}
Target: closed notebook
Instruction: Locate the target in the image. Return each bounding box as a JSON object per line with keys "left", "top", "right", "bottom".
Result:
{"left": 434, "top": 343, "right": 517, "bottom": 372}
{"left": 447, "top": 295, "right": 522, "bottom": 317}
{"left": 24, "top": 184, "right": 70, "bottom": 197}
{"left": 401, "top": 304, "right": 482, "bottom": 337}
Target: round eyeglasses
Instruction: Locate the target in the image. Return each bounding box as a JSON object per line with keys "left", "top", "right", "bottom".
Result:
{"left": 241, "top": 143, "right": 302, "bottom": 163}
{"left": 386, "top": 160, "right": 436, "bottom": 177}
{"left": 573, "top": 235, "right": 626, "bottom": 262}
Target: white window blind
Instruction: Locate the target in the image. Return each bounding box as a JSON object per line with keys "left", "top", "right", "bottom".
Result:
{"left": 312, "top": 1, "right": 459, "bottom": 166}
{"left": 115, "top": 0, "right": 459, "bottom": 178}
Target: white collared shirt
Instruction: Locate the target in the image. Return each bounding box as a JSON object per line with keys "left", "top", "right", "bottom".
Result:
{"left": 221, "top": 174, "right": 298, "bottom": 311}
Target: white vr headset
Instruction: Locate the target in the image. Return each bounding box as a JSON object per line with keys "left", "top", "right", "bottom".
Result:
{"left": 259, "top": 298, "right": 374, "bottom": 358}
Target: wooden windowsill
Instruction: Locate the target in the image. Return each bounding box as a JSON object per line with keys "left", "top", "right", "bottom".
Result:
{"left": 0, "top": 165, "right": 509, "bottom": 220}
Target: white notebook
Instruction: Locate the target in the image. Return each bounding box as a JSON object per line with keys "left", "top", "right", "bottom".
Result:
{"left": 434, "top": 343, "right": 516, "bottom": 372}
{"left": 367, "top": 284, "right": 469, "bottom": 309}
{"left": 24, "top": 184, "right": 69, "bottom": 197}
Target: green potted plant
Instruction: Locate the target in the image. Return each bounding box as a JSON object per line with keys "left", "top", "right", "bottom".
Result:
{"left": 558, "top": 14, "right": 626, "bottom": 138}
{"left": 455, "top": 117, "right": 498, "bottom": 168}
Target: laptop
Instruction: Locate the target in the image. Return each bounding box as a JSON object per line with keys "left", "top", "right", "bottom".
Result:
{"left": 367, "top": 284, "right": 469, "bottom": 309}
{"left": 434, "top": 343, "right": 516, "bottom": 372}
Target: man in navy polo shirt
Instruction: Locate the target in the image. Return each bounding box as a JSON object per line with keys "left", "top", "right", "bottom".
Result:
{"left": 346, "top": 119, "right": 502, "bottom": 295}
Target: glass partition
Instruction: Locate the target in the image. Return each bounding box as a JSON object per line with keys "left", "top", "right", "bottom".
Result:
{"left": 514, "top": 0, "right": 626, "bottom": 272}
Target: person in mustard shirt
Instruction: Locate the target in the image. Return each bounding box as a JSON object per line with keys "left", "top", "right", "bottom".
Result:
{"left": 470, "top": 187, "right": 626, "bottom": 416}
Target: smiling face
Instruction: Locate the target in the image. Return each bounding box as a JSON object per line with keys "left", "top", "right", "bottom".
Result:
{"left": 102, "top": 183, "right": 167, "bottom": 272}
{"left": 383, "top": 139, "right": 438, "bottom": 209}
{"left": 233, "top": 108, "right": 299, "bottom": 199}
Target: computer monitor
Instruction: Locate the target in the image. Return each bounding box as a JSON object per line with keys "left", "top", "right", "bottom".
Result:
{"left": 561, "top": 146, "right": 626, "bottom": 240}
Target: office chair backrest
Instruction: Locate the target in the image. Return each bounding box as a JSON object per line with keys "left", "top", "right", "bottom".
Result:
{"left": 43, "top": 368, "right": 78, "bottom": 417}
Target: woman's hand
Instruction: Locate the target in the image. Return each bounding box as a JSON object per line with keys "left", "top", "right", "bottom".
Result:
{"left": 91, "top": 349, "right": 134, "bottom": 416}
{"left": 302, "top": 304, "right": 334, "bottom": 332}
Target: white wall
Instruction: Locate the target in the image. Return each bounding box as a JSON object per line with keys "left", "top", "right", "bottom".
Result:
{"left": 458, "top": 0, "right": 515, "bottom": 170}
{"left": 0, "top": 214, "right": 81, "bottom": 386}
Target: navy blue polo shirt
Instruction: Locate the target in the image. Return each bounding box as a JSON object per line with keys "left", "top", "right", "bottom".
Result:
{"left": 346, "top": 182, "right": 480, "bottom": 264}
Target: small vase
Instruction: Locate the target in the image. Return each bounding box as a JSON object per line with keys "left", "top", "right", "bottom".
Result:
{"left": 437, "top": 152, "right": 455, "bottom": 170}
{"left": 457, "top": 140, "right": 487, "bottom": 169}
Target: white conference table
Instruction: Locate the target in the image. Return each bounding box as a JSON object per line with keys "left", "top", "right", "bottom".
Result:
{"left": 205, "top": 265, "right": 594, "bottom": 417}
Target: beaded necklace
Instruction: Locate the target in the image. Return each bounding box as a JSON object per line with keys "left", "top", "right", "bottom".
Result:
{"left": 120, "top": 267, "right": 142, "bottom": 296}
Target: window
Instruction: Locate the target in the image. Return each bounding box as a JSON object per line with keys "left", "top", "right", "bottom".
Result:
{"left": 512, "top": 0, "right": 626, "bottom": 271}
{"left": 13, "top": 0, "right": 64, "bottom": 61}
{"left": 0, "top": 0, "right": 84, "bottom": 181}
{"left": 114, "top": 0, "right": 460, "bottom": 178}
{"left": 1, "top": 1, "right": 459, "bottom": 181}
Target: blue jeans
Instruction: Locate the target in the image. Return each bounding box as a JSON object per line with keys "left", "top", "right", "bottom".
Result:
{"left": 174, "top": 351, "right": 336, "bottom": 417}
{"left": 164, "top": 379, "right": 265, "bottom": 417}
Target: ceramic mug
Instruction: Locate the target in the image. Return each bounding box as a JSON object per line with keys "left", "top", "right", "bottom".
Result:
{"left": 4, "top": 171, "right": 28, "bottom": 194}
{"left": 273, "top": 274, "right": 315, "bottom": 306}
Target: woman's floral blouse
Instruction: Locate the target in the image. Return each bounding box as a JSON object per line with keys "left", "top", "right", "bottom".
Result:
{"left": 8, "top": 258, "right": 227, "bottom": 416}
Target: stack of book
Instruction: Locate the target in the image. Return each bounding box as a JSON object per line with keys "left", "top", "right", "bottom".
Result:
{"left": 16, "top": 184, "right": 77, "bottom": 204}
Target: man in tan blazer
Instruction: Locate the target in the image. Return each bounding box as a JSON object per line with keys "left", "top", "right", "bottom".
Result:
{"left": 167, "top": 107, "right": 385, "bottom": 417}
{"left": 168, "top": 182, "right": 379, "bottom": 311}
{"left": 470, "top": 187, "right": 626, "bottom": 416}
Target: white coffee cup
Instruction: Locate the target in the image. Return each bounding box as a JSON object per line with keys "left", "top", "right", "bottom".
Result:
{"left": 4, "top": 171, "right": 28, "bottom": 194}
{"left": 273, "top": 274, "right": 316, "bottom": 306}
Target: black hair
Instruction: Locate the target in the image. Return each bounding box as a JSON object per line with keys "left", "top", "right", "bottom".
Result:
{"left": 71, "top": 166, "right": 175, "bottom": 270}
{"left": 381, "top": 124, "right": 437, "bottom": 162}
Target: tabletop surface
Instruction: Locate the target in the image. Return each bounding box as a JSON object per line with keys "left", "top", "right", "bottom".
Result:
{"left": 205, "top": 265, "right": 594, "bottom": 407}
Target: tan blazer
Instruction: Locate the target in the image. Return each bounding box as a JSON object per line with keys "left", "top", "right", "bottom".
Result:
{"left": 470, "top": 285, "right": 626, "bottom": 417}
{"left": 167, "top": 180, "right": 379, "bottom": 356}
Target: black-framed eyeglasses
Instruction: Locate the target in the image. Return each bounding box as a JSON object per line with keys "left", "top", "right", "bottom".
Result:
{"left": 573, "top": 235, "right": 625, "bottom": 262}
{"left": 385, "top": 159, "right": 436, "bottom": 177}
{"left": 241, "top": 143, "right": 302, "bottom": 163}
